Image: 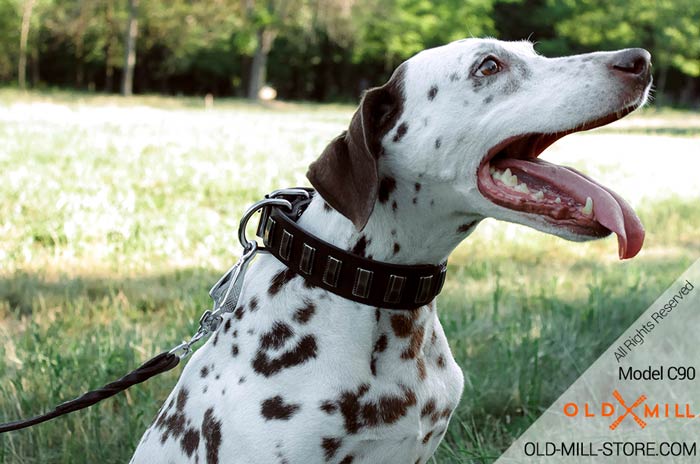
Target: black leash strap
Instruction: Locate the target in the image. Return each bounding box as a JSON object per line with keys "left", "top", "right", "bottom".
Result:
{"left": 0, "top": 351, "right": 180, "bottom": 433}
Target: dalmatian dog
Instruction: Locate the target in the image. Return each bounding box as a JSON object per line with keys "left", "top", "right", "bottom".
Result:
{"left": 131, "top": 38, "right": 651, "bottom": 463}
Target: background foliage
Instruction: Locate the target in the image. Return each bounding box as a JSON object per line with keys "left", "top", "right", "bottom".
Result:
{"left": 1, "top": 0, "right": 699, "bottom": 104}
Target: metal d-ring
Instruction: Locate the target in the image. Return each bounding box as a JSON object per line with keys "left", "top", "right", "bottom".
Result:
{"left": 237, "top": 189, "right": 311, "bottom": 250}
{"left": 238, "top": 198, "right": 292, "bottom": 250}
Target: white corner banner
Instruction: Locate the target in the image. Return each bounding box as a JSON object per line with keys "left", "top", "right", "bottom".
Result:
{"left": 496, "top": 259, "right": 700, "bottom": 463}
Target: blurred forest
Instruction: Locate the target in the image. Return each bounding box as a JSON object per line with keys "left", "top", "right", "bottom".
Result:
{"left": 1, "top": 0, "right": 698, "bottom": 105}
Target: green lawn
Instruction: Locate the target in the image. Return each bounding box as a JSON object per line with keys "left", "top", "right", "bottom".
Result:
{"left": 1, "top": 90, "right": 699, "bottom": 463}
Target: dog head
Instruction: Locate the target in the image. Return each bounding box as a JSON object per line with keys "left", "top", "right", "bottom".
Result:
{"left": 308, "top": 38, "right": 652, "bottom": 259}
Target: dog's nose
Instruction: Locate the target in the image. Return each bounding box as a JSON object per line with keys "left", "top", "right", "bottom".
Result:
{"left": 609, "top": 48, "right": 651, "bottom": 77}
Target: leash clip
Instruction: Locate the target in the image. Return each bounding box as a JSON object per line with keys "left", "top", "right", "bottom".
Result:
{"left": 170, "top": 189, "right": 312, "bottom": 360}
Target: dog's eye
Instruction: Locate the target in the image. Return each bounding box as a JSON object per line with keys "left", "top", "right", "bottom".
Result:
{"left": 476, "top": 58, "right": 502, "bottom": 77}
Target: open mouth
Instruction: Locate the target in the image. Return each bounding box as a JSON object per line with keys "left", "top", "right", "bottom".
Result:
{"left": 477, "top": 105, "right": 645, "bottom": 259}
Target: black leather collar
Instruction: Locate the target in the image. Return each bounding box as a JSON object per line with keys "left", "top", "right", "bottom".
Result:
{"left": 256, "top": 190, "right": 447, "bottom": 310}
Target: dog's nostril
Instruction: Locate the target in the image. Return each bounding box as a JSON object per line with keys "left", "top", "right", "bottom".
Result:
{"left": 610, "top": 48, "right": 650, "bottom": 76}
{"left": 614, "top": 57, "right": 646, "bottom": 74}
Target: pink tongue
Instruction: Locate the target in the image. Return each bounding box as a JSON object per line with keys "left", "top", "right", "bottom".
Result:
{"left": 497, "top": 159, "right": 645, "bottom": 259}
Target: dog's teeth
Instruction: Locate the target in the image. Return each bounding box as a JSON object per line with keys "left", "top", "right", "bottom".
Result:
{"left": 513, "top": 183, "right": 529, "bottom": 193}
{"left": 581, "top": 197, "right": 594, "bottom": 216}
{"left": 489, "top": 166, "right": 496, "bottom": 175}
{"left": 532, "top": 190, "right": 544, "bottom": 200}
{"left": 502, "top": 169, "right": 518, "bottom": 187}
{"left": 555, "top": 197, "right": 561, "bottom": 203}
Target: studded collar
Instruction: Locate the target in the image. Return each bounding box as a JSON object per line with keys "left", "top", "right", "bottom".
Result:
{"left": 256, "top": 190, "right": 447, "bottom": 310}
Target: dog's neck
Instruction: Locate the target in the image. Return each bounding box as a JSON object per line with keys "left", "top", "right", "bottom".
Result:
{"left": 298, "top": 175, "right": 482, "bottom": 266}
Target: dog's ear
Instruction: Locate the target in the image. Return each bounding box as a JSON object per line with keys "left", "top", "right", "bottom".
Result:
{"left": 307, "top": 67, "right": 405, "bottom": 230}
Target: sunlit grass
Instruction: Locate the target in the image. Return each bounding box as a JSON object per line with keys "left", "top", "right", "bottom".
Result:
{"left": 1, "top": 90, "right": 699, "bottom": 463}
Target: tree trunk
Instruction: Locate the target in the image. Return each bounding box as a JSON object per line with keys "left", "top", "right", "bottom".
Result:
{"left": 75, "top": 2, "right": 86, "bottom": 88}
{"left": 121, "top": 0, "right": 139, "bottom": 96}
{"left": 18, "top": 0, "right": 36, "bottom": 90}
{"left": 655, "top": 64, "right": 669, "bottom": 108}
{"left": 104, "top": 0, "right": 116, "bottom": 93}
{"left": 247, "top": 27, "right": 277, "bottom": 100}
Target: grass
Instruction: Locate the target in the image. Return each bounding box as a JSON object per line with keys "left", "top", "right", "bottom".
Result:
{"left": 1, "top": 89, "right": 699, "bottom": 463}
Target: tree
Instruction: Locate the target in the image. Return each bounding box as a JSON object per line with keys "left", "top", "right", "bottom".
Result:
{"left": 352, "top": 0, "right": 500, "bottom": 69}
{"left": 244, "top": 0, "right": 304, "bottom": 99}
{"left": 122, "top": 0, "right": 138, "bottom": 95}
{"left": 18, "top": 0, "right": 36, "bottom": 89}
{"left": 0, "top": 1, "right": 20, "bottom": 82}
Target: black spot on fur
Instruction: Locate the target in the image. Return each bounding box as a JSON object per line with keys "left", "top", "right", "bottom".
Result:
{"left": 339, "top": 456, "right": 354, "bottom": 464}
{"left": 378, "top": 177, "right": 396, "bottom": 203}
{"left": 181, "top": 428, "right": 200, "bottom": 457}
{"left": 392, "top": 122, "right": 408, "bottom": 142}
{"left": 351, "top": 236, "right": 369, "bottom": 257}
{"left": 484, "top": 95, "right": 493, "bottom": 104}
{"left": 232, "top": 344, "right": 239, "bottom": 356}
{"left": 437, "top": 355, "right": 446, "bottom": 368}
{"left": 414, "top": 183, "right": 421, "bottom": 192}
{"left": 249, "top": 296, "right": 259, "bottom": 312}
{"left": 322, "top": 437, "right": 342, "bottom": 460}
{"left": 234, "top": 306, "right": 245, "bottom": 320}
{"left": 260, "top": 322, "right": 294, "bottom": 350}
{"left": 370, "top": 333, "right": 388, "bottom": 376}
{"left": 391, "top": 314, "right": 414, "bottom": 338}
{"left": 391, "top": 201, "right": 398, "bottom": 212}
{"left": 435, "top": 138, "right": 441, "bottom": 149}
{"left": 427, "top": 86, "right": 438, "bottom": 100}
{"left": 253, "top": 335, "right": 318, "bottom": 377}
{"left": 320, "top": 401, "right": 337, "bottom": 414}
{"left": 202, "top": 408, "right": 222, "bottom": 464}
{"left": 323, "top": 201, "right": 332, "bottom": 212}
{"left": 449, "top": 72, "right": 460, "bottom": 82}
{"left": 239, "top": 376, "right": 246, "bottom": 384}
{"left": 156, "top": 388, "right": 189, "bottom": 445}
{"left": 393, "top": 242, "right": 400, "bottom": 255}
{"left": 268, "top": 268, "right": 298, "bottom": 296}
{"left": 391, "top": 229, "right": 397, "bottom": 236}
{"left": 200, "top": 366, "right": 209, "bottom": 378}
{"left": 330, "top": 383, "right": 417, "bottom": 434}
{"left": 412, "top": 197, "right": 417, "bottom": 205}
{"left": 261, "top": 396, "right": 301, "bottom": 421}
{"left": 421, "top": 398, "right": 437, "bottom": 417}
{"left": 223, "top": 319, "right": 231, "bottom": 333}
{"left": 293, "top": 301, "right": 316, "bottom": 324}
{"left": 176, "top": 388, "right": 188, "bottom": 410}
